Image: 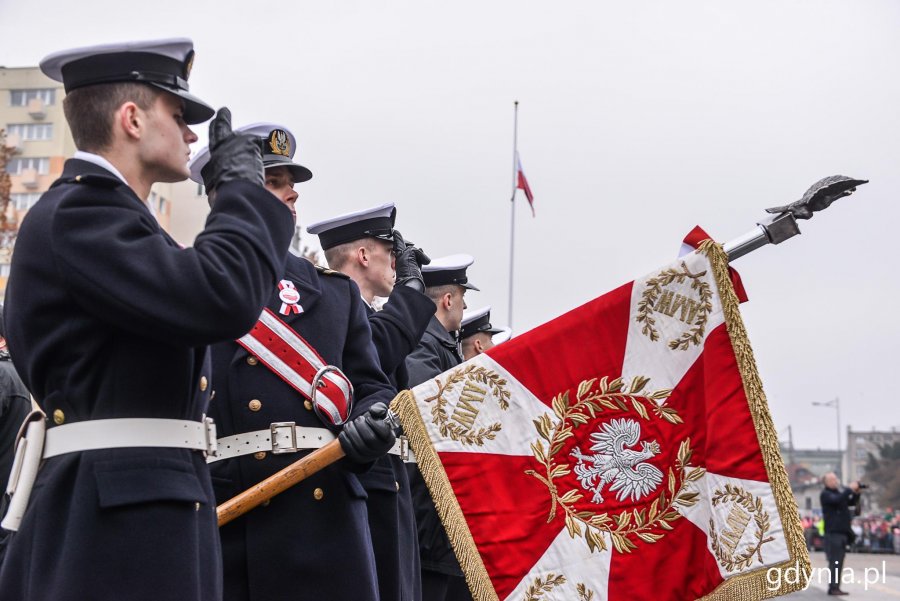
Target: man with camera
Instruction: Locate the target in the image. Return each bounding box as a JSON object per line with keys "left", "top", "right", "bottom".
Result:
{"left": 820, "top": 472, "right": 861, "bottom": 596}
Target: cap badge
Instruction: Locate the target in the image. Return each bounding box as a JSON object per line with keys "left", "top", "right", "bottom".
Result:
{"left": 278, "top": 280, "right": 303, "bottom": 315}
{"left": 183, "top": 50, "right": 195, "bottom": 80}
{"left": 268, "top": 129, "right": 291, "bottom": 157}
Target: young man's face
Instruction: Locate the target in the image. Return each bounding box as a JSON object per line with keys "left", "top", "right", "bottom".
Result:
{"left": 264, "top": 167, "right": 299, "bottom": 222}
{"left": 366, "top": 239, "right": 396, "bottom": 298}
{"left": 447, "top": 287, "right": 467, "bottom": 332}
{"left": 139, "top": 92, "right": 198, "bottom": 182}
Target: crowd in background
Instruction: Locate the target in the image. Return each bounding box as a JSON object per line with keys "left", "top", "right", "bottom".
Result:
{"left": 802, "top": 510, "right": 900, "bottom": 554}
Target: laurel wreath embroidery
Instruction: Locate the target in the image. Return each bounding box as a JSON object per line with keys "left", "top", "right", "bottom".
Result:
{"left": 522, "top": 573, "right": 597, "bottom": 601}
{"left": 708, "top": 484, "right": 776, "bottom": 572}
{"left": 423, "top": 364, "right": 510, "bottom": 446}
{"left": 635, "top": 262, "right": 713, "bottom": 350}
{"left": 525, "top": 376, "right": 706, "bottom": 554}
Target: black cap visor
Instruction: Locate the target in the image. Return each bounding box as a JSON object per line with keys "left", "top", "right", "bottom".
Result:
{"left": 460, "top": 315, "right": 501, "bottom": 339}
{"left": 317, "top": 215, "right": 396, "bottom": 250}
{"left": 263, "top": 156, "right": 313, "bottom": 183}
{"left": 60, "top": 51, "right": 214, "bottom": 124}
{"left": 149, "top": 84, "right": 214, "bottom": 124}
{"left": 423, "top": 268, "right": 479, "bottom": 291}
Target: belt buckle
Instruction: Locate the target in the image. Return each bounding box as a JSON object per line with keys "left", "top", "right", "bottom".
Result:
{"left": 310, "top": 365, "right": 354, "bottom": 426}
{"left": 398, "top": 435, "right": 409, "bottom": 462}
{"left": 270, "top": 422, "right": 298, "bottom": 454}
{"left": 203, "top": 415, "right": 218, "bottom": 458}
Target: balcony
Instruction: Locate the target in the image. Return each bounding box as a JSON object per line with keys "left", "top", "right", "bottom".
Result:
{"left": 20, "top": 168, "right": 39, "bottom": 189}
{"left": 27, "top": 98, "right": 46, "bottom": 120}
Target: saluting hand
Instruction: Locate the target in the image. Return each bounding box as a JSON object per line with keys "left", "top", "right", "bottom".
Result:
{"left": 201, "top": 107, "right": 265, "bottom": 197}
{"left": 393, "top": 231, "right": 430, "bottom": 292}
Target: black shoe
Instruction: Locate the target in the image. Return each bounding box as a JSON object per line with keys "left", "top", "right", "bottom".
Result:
{"left": 828, "top": 590, "right": 849, "bottom": 596}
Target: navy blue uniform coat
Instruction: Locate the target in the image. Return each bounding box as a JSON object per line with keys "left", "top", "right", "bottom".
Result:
{"left": 209, "top": 254, "right": 397, "bottom": 601}
{"left": 359, "top": 285, "right": 435, "bottom": 601}
{"left": 0, "top": 159, "right": 293, "bottom": 601}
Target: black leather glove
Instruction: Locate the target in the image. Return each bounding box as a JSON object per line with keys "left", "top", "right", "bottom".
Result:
{"left": 338, "top": 402, "right": 396, "bottom": 464}
{"left": 393, "top": 231, "right": 431, "bottom": 292}
{"left": 200, "top": 107, "right": 265, "bottom": 193}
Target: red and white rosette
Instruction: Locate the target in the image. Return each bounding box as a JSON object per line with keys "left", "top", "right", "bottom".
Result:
{"left": 278, "top": 280, "right": 303, "bottom": 315}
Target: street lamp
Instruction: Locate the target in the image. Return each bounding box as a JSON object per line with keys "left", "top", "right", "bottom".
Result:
{"left": 812, "top": 397, "right": 841, "bottom": 477}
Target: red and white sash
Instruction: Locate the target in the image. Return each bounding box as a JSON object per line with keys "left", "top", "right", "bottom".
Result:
{"left": 237, "top": 308, "right": 353, "bottom": 425}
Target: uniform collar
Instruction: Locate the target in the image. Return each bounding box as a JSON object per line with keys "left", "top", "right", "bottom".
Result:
{"left": 72, "top": 151, "right": 129, "bottom": 185}
{"left": 71, "top": 151, "right": 156, "bottom": 216}
{"left": 61, "top": 157, "right": 155, "bottom": 218}
{"left": 425, "top": 314, "right": 458, "bottom": 350}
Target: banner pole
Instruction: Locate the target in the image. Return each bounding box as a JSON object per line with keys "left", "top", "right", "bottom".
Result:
{"left": 508, "top": 101, "right": 519, "bottom": 330}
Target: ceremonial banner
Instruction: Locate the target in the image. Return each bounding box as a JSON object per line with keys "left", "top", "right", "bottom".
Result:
{"left": 395, "top": 241, "right": 808, "bottom": 601}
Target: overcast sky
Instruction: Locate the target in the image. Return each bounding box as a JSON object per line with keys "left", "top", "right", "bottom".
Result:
{"left": 2, "top": 0, "right": 898, "bottom": 455}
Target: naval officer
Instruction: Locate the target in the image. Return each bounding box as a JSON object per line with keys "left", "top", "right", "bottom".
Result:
{"left": 308, "top": 203, "right": 436, "bottom": 601}
{"left": 459, "top": 306, "right": 510, "bottom": 361}
{"left": 190, "top": 123, "right": 398, "bottom": 601}
{"left": 405, "top": 255, "right": 480, "bottom": 601}
{"left": 0, "top": 39, "right": 294, "bottom": 601}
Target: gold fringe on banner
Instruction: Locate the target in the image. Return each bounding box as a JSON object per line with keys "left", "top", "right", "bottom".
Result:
{"left": 698, "top": 239, "right": 811, "bottom": 600}
{"left": 391, "top": 391, "right": 499, "bottom": 601}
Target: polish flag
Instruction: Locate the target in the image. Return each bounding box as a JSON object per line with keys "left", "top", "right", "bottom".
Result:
{"left": 516, "top": 153, "right": 535, "bottom": 217}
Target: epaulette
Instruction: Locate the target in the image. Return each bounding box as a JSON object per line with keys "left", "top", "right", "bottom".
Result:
{"left": 315, "top": 265, "right": 350, "bottom": 279}
{"left": 51, "top": 173, "right": 123, "bottom": 190}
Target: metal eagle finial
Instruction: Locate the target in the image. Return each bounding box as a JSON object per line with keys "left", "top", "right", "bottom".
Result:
{"left": 764, "top": 175, "right": 868, "bottom": 220}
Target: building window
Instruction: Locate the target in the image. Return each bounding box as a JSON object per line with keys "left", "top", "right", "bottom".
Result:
{"left": 7, "top": 157, "right": 50, "bottom": 175}
{"left": 10, "top": 193, "right": 42, "bottom": 211}
{"left": 6, "top": 123, "right": 53, "bottom": 141}
{"left": 9, "top": 89, "right": 56, "bottom": 106}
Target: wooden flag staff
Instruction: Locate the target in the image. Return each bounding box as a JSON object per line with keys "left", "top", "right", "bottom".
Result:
{"left": 216, "top": 411, "right": 402, "bottom": 527}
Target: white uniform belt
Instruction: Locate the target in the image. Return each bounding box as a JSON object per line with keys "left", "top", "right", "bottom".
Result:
{"left": 208, "top": 422, "right": 416, "bottom": 463}
{"left": 43, "top": 418, "right": 218, "bottom": 459}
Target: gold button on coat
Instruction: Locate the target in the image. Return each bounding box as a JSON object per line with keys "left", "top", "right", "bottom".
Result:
{"left": 303, "top": 400, "right": 313, "bottom": 411}
{"left": 313, "top": 488, "right": 324, "bottom": 500}
{"left": 395, "top": 481, "right": 400, "bottom": 491}
{"left": 254, "top": 451, "right": 267, "bottom": 460}
{"left": 248, "top": 399, "right": 262, "bottom": 412}
{"left": 247, "top": 357, "right": 258, "bottom": 366}
{"left": 52, "top": 409, "right": 65, "bottom": 425}
{"left": 199, "top": 376, "right": 208, "bottom": 391}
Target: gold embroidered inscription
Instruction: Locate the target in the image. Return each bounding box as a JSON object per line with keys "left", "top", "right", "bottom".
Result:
{"left": 424, "top": 365, "right": 510, "bottom": 446}
{"left": 635, "top": 261, "right": 713, "bottom": 350}
{"left": 451, "top": 381, "right": 488, "bottom": 428}
{"left": 708, "top": 484, "right": 776, "bottom": 572}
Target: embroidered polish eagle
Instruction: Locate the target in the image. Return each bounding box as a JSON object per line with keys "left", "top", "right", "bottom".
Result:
{"left": 570, "top": 418, "right": 664, "bottom": 504}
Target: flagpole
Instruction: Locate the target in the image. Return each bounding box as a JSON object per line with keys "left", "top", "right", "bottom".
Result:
{"left": 508, "top": 101, "right": 518, "bottom": 330}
